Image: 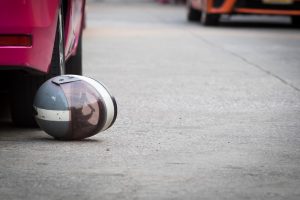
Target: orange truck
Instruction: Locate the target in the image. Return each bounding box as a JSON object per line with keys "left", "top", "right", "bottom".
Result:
{"left": 187, "top": 0, "right": 300, "bottom": 26}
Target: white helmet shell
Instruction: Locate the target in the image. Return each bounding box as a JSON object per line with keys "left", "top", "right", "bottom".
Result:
{"left": 33, "top": 75, "right": 117, "bottom": 140}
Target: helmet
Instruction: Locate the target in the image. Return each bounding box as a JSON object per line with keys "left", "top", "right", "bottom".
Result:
{"left": 33, "top": 75, "right": 117, "bottom": 140}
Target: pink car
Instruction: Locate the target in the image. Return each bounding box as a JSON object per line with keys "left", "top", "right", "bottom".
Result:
{"left": 0, "top": 0, "right": 85, "bottom": 126}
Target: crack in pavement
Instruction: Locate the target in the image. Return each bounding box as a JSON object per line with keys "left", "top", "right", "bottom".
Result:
{"left": 189, "top": 30, "right": 300, "bottom": 93}
{"left": 225, "top": 50, "right": 300, "bottom": 92}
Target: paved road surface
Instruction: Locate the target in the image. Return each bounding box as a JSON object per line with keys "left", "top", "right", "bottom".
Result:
{"left": 1, "top": 1, "right": 300, "bottom": 199}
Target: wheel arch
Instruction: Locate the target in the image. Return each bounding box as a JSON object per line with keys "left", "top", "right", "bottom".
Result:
{"left": 63, "top": 0, "right": 86, "bottom": 60}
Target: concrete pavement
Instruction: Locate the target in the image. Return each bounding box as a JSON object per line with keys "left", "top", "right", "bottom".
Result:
{"left": 1, "top": 1, "right": 300, "bottom": 199}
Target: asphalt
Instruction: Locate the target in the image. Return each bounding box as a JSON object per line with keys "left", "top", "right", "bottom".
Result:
{"left": 1, "top": 0, "right": 300, "bottom": 199}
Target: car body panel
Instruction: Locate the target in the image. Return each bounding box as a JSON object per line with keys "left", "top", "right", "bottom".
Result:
{"left": 0, "top": 0, "right": 85, "bottom": 74}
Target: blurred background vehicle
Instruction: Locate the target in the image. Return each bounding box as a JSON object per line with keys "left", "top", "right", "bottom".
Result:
{"left": 0, "top": 0, "right": 85, "bottom": 126}
{"left": 187, "top": 0, "right": 300, "bottom": 26}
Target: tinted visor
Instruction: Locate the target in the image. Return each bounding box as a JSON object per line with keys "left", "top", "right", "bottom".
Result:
{"left": 60, "top": 80, "right": 106, "bottom": 140}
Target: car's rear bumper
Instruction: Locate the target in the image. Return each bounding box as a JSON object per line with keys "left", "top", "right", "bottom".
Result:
{"left": 0, "top": 0, "right": 59, "bottom": 73}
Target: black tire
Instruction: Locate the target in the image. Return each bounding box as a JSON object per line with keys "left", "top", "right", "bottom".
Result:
{"left": 10, "top": 74, "right": 45, "bottom": 127}
{"left": 66, "top": 31, "right": 83, "bottom": 75}
{"left": 187, "top": 6, "right": 201, "bottom": 22}
{"left": 201, "top": 11, "right": 220, "bottom": 26}
{"left": 291, "top": 16, "right": 300, "bottom": 28}
{"left": 10, "top": 6, "right": 65, "bottom": 127}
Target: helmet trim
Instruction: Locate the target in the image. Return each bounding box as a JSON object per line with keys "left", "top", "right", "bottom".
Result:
{"left": 34, "top": 106, "right": 70, "bottom": 122}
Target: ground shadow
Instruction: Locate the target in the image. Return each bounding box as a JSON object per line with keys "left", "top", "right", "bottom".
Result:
{"left": 219, "top": 20, "right": 297, "bottom": 30}
{"left": 0, "top": 121, "right": 103, "bottom": 143}
{"left": 33, "top": 137, "right": 102, "bottom": 143}
{"left": 187, "top": 15, "right": 299, "bottom": 30}
{"left": 0, "top": 94, "right": 102, "bottom": 143}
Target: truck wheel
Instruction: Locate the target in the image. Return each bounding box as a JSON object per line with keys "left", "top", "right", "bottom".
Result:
{"left": 187, "top": 6, "right": 201, "bottom": 22}
{"left": 10, "top": 7, "right": 65, "bottom": 127}
{"left": 201, "top": 11, "right": 220, "bottom": 26}
{"left": 291, "top": 16, "right": 300, "bottom": 28}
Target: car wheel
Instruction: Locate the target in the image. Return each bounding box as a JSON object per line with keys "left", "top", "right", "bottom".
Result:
{"left": 10, "top": 74, "right": 44, "bottom": 127}
{"left": 10, "top": 6, "right": 65, "bottom": 127}
{"left": 187, "top": 6, "right": 201, "bottom": 22}
{"left": 66, "top": 30, "right": 83, "bottom": 75}
{"left": 291, "top": 16, "right": 300, "bottom": 27}
{"left": 201, "top": 10, "right": 220, "bottom": 26}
